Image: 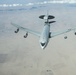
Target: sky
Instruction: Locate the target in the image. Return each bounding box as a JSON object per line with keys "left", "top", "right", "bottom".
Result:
{"left": 0, "top": 0, "right": 76, "bottom": 7}
{"left": 0, "top": 0, "right": 76, "bottom": 4}
{"left": 0, "top": 0, "right": 48, "bottom": 4}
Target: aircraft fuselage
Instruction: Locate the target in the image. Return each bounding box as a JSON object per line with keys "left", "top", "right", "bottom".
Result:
{"left": 39, "top": 23, "right": 50, "bottom": 49}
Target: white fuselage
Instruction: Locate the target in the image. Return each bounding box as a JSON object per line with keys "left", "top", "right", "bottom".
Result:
{"left": 39, "top": 23, "right": 50, "bottom": 49}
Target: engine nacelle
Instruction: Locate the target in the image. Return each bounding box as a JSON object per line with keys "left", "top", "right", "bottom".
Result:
{"left": 14, "top": 28, "right": 19, "bottom": 33}
{"left": 24, "top": 32, "right": 28, "bottom": 38}
{"left": 64, "top": 36, "right": 67, "bottom": 39}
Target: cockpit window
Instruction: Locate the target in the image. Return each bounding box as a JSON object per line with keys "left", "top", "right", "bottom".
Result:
{"left": 41, "top": 43, "right": 45, "bottom": 46}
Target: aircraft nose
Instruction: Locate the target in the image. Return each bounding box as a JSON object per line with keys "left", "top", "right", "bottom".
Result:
{"left": 40, "top": 42, "right": 46, "bottom": 49}
{"left": 41, "top": 43, "right": 45, "bottom": 46}
{"left": 40, "top": 43, "right": 46, "bottom": 49}
{"left": 41, "top": 46, "right": 45, "bottom": 49}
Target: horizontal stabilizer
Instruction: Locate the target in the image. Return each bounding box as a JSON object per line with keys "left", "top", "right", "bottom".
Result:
{"left": 45, "top": 21, "right": 56, "bottom": 24}
{"left": 49, "top": 21, "right": 56, "bottom": 24}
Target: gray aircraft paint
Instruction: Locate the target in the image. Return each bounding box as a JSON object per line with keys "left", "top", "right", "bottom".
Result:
{"left": 39, "top": 23, "right": 50, "bottom": 49}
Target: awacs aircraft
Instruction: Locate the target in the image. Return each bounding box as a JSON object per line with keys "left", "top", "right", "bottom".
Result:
{"left": 11, "top": 14, "right": 76, "bottom": 49}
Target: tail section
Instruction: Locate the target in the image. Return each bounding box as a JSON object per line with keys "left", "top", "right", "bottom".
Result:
{"left": 39, "top": 12, "right": 56, "bottom": 24}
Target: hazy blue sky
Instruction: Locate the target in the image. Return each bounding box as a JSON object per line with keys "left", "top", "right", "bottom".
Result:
{"left": 0, "top": 0, "right": 47, "bottom": 4}
{"left": 0, "top": 0, "right": 76, "bottom": 4}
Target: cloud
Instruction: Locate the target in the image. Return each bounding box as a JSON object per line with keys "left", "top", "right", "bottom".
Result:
{"left": 0, "top": 4, "right": 23, "bottom": 7}
{"left": 0, "top": 0, "right": 76, "bottom": 7}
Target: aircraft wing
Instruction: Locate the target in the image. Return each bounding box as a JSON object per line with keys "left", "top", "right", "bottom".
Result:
{"left": 51, "top": 28, "right": 76, "bottom": 38}
{"left": 11, "top": 22, "right": 41, "bottom": 37}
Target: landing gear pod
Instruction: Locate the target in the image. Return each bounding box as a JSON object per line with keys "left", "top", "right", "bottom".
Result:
{"left": 49, "top": 32, "right": 51, "bottom": 38}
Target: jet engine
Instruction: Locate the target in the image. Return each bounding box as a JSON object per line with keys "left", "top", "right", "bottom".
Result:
{"left": 24, "top": 32, "right": 28, "bottom": 38}
{"left": 64, "top": 36, "right": 67, "bottom": 39}
{"left": 14, "top": 28, "right": 19, "bottom": 33}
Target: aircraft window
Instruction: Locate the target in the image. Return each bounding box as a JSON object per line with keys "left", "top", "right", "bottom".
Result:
{"left": 41, "top": 43, "right": 45, "bottom": 46}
